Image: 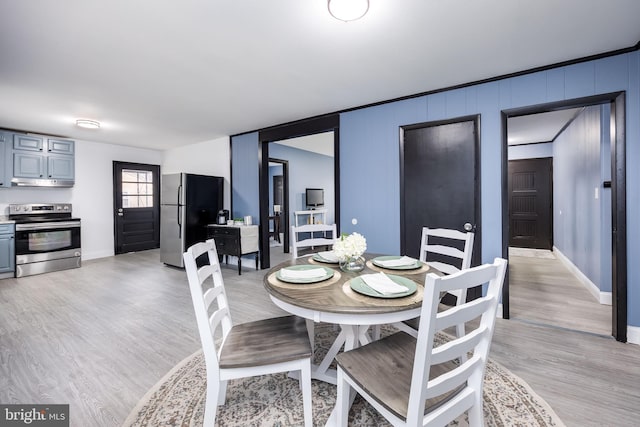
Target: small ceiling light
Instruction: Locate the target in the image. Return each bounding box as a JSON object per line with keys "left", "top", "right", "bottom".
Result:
{"left": 76, "top": 119, "right": 100, "bottom": 129}
{"left": 328, "top": 0, "right": 369, "bottom": 22}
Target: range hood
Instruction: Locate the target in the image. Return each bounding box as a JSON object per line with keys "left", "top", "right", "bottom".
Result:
{"left": 11, "top": 177, "right": 74, "bottom": 187}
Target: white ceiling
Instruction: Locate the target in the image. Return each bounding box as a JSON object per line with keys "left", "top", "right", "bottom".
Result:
{"left": 1, "top": 1, "right": 639, "bottom": 150}
{"left": 508, "top": 108, "right": 583, "bottom": 145}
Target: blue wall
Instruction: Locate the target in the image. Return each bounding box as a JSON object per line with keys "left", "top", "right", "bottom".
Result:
{"left": 232, "top": 51, "right": 640, "bottom": 327}
{"left": 553, "top": 106, "right": 604, "bottom": 289}
{"left": 231, "top": 132, "right": 259, "bottom": 223}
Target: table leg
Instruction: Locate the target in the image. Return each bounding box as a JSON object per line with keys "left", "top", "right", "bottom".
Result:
{"left": 323, "top": 324, "right": 373, "bottom": 426}
{"left": 311, "top": 324, "right": 373, "bottom": 384}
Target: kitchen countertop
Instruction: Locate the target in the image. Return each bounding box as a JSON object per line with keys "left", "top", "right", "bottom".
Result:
{"left": 0, "top": 216, "right": 15, "bottom": 224}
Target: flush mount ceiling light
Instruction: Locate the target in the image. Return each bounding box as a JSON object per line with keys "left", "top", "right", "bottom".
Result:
{"left": 76, "top": 119, "right": 100, "bottom": 129}
{"left": 328, "top": 0, "right": 369, "bottom": 22}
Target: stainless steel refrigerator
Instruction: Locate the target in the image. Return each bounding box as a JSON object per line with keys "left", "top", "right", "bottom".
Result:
{"left": 160, "top": 173, "right": 224, "bottom": 267}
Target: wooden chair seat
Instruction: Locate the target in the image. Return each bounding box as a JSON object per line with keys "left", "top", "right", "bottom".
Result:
{"left": 336, "top": 331, "right": 460, "bottom": 420}
{"left": 219, "top": 316, "right": 312, "bottom": 369}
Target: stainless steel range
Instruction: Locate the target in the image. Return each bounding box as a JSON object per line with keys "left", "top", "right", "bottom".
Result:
{"left": 9, "top": 203, "right": 81, "bottom": 277}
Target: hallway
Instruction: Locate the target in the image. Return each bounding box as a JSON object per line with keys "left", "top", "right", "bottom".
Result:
{"left": 509, "top": 249, "right": 611, "bottom": 336}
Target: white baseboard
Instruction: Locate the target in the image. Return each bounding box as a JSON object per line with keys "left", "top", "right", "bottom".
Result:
{"left": 553, "top": 246, "right": 612, "bottom": 306}
{"left": 627, "top": 326, "right": 640, "bottom": 345}
{"left": 82, "top": 249, "right": 114, "bottom": 261}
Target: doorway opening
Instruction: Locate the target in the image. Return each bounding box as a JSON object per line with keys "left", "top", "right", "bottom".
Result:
{"left": 258, "top": 114, "right": 340, "bottom": 269}
{"left": 502, "top": 92, "right": 627, "bottom": 342}
{"left": 268, "top": 158, "right": 289, "bottom": 257}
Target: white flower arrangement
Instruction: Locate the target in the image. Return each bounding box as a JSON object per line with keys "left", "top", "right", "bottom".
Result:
{"left": 333, "top": 232, "right": 367, "bottom": 261}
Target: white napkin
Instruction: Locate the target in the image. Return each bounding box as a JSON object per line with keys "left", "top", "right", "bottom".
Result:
{"left": 376, "top": 256, "right": 417, "bottom": 268}
{"left": 317, "top": 251, "right": 339, "bottom": 262}
{"left": 360, "top": 272, "right": 408, "bottom": 295}
{"left": 280, "top": 267, "right": 327, "bottom": 280}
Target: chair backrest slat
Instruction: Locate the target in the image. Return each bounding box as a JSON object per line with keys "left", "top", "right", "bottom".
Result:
{"left": 425, "top": 260, "right": 460, "bottom": 276}
{"left": 429, "top": 326, "right": 486, "bottom": 365}
{"left": 202, "top": 283, "right": 224, "bottom": 307}
{"left": 435, "top": 297, "right": 493, "bottom": 332}
{"left": 425, "top": 244, "right": 465, "bottom": 260}
{"left": 425, "top": 355, "right": 483, "bottom": 399}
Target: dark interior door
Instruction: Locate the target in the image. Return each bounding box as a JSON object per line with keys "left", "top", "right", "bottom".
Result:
{"left": 113, "top": 162, "right": 160, "bottom": 254}
{"left": 273, "top": 175, "right": 283, "bottom": 234}
{"left": 508, "top": 157, "right": 553, "bottom": 249}
{"left": 401, "top": 116, "right": 481, "bottom": 296}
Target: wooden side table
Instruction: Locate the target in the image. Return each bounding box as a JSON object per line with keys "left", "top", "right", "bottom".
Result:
{"left": 206, "top": 224, "right": 259, "bottom": 274}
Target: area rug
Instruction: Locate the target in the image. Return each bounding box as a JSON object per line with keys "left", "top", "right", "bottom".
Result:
{"left": 124, "top": 325, "right": 565, "bottom": 427}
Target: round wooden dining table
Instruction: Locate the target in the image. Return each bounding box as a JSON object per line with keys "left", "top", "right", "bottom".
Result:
{"left": 263, "top": 253, "right": 436, "bottom": 385}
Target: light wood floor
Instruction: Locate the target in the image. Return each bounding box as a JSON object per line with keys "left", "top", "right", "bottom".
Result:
{"left": 508, "top": 250, "right": 611, "bottom": 336}
{"left": 0, "top": 248, "right": 638, "bottom": 427}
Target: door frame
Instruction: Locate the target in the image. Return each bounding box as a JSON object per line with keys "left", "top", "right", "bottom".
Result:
{"left": 268, "top": 158, "right": 290, "bottom": 252}
{"left": 501, "top": 92, "right": 627, "bottom": 342}
{"left": 258, "top": 114, "right": 340, "bottom": 269}
{"left": 112, "top": 161, "right": 161, "bottom": 255}
{"left": 400, "top": 114, "right": 482, "bottom": 299}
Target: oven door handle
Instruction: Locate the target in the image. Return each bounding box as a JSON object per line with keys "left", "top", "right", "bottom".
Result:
{"left": 16, "top": 221, "right": 81, "bottom": 231}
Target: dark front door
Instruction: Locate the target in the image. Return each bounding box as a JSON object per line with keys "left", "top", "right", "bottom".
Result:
{"left": 508, "top": 157, "right": 553, "bottom": 249}
{"left": 113, "top": 162, "right": 160, "bottom": 254}
{"left": 401, "top": 116, "right": 481, "bottom": 296}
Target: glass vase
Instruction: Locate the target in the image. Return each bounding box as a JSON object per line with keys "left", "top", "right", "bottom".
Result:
{"left": 339, "top": 255, "right": 366, "bottom": 273}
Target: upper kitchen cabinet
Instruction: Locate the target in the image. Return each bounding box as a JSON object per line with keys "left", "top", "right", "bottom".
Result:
{"left": 12, "top": 132, "right": 75, "bottom": 186}
{"left": 0, "top": 131, "right": 12, "bottom": 187}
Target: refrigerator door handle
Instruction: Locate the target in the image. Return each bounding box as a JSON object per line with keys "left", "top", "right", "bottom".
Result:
{"left": 177, "top": 205, "right": 182, "bottom": 236}
{"left": 177, "top": 184, "right": 183, "bottom": 205}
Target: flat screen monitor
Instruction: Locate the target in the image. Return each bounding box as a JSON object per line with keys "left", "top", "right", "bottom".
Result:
{"left": 305, "top": 188, "right": 324, "bottom": 208}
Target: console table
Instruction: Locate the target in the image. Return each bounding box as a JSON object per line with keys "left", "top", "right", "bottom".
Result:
{"left": 206, "top": 224, "right": 259, "bottom": 275}
{"left": 294, "top": 209, "right": 327, "bottom": 226}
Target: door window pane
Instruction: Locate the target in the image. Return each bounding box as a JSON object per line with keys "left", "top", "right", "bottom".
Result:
{"left": 122, "top": 169, "right": 153, "bottom": 208}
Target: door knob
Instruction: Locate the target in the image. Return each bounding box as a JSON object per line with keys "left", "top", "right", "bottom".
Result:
{"left": 464, "top": 223, "right": 474, "bottom": 232}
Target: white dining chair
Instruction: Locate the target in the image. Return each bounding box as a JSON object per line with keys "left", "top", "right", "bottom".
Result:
{"left": 335, "top": 258, "right": 507, "bottom": 427}
{"left": 291, "top": 223, "right": 338, "bottom": 258}
{"left": 183, "top": 239, "right": 313, "bottom": 427}
{"left": 394, "top": 227, "right": 475, "bottom": 339}
{"left": 290, "top": 223, "right": 338, "bottom": 347}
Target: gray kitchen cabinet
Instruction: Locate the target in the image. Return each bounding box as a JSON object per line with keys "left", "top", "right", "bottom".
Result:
{"left": 0, "top": 223, "right": 15, "bottom": 278}
{"left": 13, "top": 133, "right": 44, "bottom": 151}
{"left": 47, "top": 138, "right": 74, "bottom": 155}
{"left": 0, "top": 132, "right": 12, "bottom": 187}
{"left": 12, "top": 133, "right": 75, "bottom": 181}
